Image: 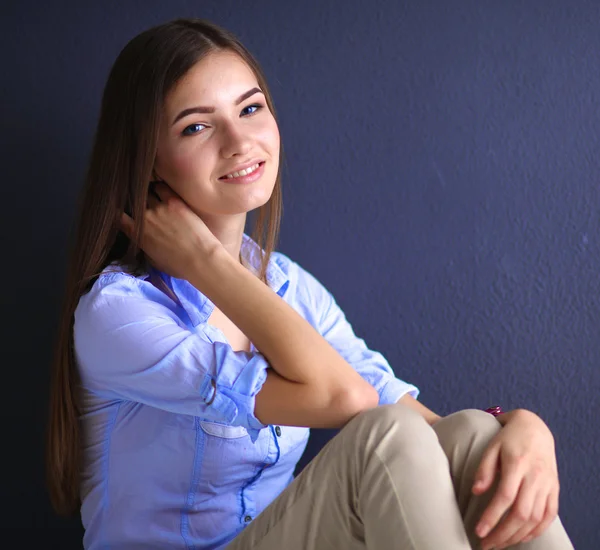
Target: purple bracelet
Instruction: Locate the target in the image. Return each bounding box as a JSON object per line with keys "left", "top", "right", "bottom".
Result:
{"left": 484, "top": 405, "right": 504, "bottom": 417}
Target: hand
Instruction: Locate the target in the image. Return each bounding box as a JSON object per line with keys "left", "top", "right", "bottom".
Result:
{"left": 118, "top": 181, "right": 223, "bottom": 280}
{"left": 472, "top": 409, "right": 559, "bottom": 550}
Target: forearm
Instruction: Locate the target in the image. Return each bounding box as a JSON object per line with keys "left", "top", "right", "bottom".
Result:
{"left": 187, "top": 247, "right": 378, "bottom": 406}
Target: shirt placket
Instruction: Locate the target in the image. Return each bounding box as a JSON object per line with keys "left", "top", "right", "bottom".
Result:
{"left": 239, "top": 424, "right": 283, "bottom": 525}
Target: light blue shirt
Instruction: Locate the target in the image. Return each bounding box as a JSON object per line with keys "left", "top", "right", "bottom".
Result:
{"left": 75, "top": 233, "right": 419, "bottom": 549}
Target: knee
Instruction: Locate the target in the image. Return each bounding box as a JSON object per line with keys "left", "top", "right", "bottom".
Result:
{"left": 345, "top": 402, "right": 438, "bottom": 453}
{"left": 443, "top": 408, "right": 501, "bottom": 433}
{"left": 435, "top": 409, "right": 502, "bottom": 448}
{"left": 352, "top": 402, "right": 429, "bottom": 431}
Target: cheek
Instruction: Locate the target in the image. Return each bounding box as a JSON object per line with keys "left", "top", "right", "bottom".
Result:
{"left": 174, "top": 153, "right": 199, "bottom": 177}
{"left": 259, "top": 118, "right": 280, "bottom": 154}
{"left": 158, "top": 145, "right": 208, "bottom": 180}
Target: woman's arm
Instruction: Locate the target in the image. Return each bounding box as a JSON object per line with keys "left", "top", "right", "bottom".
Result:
{"left": 187, "top": 246, "right": 379, "bottom": 428}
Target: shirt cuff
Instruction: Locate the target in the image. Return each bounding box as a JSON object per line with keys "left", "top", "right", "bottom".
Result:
{"left": 378, "top": 377, "right": 420, "bottom": 406}
{"left": 200, "top": 353, "right": 270, "bottom": 443}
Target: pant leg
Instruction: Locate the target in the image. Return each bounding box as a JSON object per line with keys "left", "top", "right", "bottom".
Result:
{"left": 226, "top": 403, "right": 474, "bottom": 550}
{"left": 433, "top": 409, "right": 574, "bottom": 550}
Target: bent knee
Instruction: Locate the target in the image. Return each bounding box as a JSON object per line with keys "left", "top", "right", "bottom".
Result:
{"left": 344, "top": 402, "right": 436, "bottom": 449}
{"left": 434, "top": 408, "right": 501, "bottom": 446}
{"left": 353, "top": 402, "right": 429, "bottom": 428}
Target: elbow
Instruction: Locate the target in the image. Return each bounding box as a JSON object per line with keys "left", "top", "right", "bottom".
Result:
{"left": 358, "top": 383, "right": 380, "bottom": 410}
{"left": 338, "top": 383, "right": 379, "bottom": 418}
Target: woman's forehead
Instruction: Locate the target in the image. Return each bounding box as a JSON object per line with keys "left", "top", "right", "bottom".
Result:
{"left": 167, "top": 51, "right": 259, "bottom": 107}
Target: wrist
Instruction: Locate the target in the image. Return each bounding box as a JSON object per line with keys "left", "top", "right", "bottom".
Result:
{"left": 186, "top": 243, "right": 231, "bottom": 289}
{"left": 196, "top": 238, "right": 226, "bottom": 264}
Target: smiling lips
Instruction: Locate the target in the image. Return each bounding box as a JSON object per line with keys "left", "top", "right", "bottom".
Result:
{"left": 219, "top": 161, "right": 265, "bottom": 184}
{"left": 222, "top": 162, "right": 261, "bottom": 179}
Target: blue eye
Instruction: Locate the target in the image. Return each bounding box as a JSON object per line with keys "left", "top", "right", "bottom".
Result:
{"left": 181, "top": 104, "right": 263, "bottom": 137}
{"left": 241, "top": 103, "right": 262, "bottom": 116}
{"left": 182, "top": 123, "right": 206, "bottom": 136}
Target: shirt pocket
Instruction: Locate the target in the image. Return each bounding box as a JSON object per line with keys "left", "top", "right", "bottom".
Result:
{"left": 199, "top": 420, "right": 248, "bottom": 439}
{"left": 197, "top": 420, "right": 270, "bottom": 491}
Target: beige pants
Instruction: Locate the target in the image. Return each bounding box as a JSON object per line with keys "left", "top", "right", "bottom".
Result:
{"left": 226, "top": 404, "right": 574, "bottom": 550}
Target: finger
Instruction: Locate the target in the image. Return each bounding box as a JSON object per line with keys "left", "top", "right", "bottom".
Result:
{"left": 481, "top": 475, "right": 537, "bottom": 549}
{"left": 499, "top": 486, "right": 547, "bottom": 548}
{"left": 506, "top": 485, "right": 548, "bottom": 545}
{"left": 522, "top": 484, "right": 560, "bottom": 541}
{"left": 473, "top": 441, "right": 501, "bottom": 495}
{"left": 476, "top": 458, "right": 524, "bottom": 539}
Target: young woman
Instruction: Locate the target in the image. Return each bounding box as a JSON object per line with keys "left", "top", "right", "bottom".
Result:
{"left": 46, "top": 18, "right": 574, "bottom": 550}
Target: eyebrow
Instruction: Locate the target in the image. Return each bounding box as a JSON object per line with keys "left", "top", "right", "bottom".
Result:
{"left": 171, "top": 87, "right": 263, "bottom": 126}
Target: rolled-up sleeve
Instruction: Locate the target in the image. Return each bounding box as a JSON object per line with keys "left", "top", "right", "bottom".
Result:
{"left": 298, "top": 265, "right": 419, "bottom": 405}
{"left": 74, "top": 275, "right": 269, "bottom": 442}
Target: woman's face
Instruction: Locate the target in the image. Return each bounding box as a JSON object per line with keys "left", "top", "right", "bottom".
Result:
{"left": 154, "top": 50, "right": 280, "bottom": 217}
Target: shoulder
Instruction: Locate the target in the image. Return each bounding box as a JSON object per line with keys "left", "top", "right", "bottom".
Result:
{"left": 75, "top": 263, "right": 168, "bottom": 323}
{"left": 83, "top": 263, "right": 149, "bottom": 301}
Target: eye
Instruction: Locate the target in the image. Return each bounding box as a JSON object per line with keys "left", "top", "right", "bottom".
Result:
{"left": 182, "top": 123, "right": 206, "bottom": 136}
{"left": 241, "top": 103, "right": 263, "bottom": 116}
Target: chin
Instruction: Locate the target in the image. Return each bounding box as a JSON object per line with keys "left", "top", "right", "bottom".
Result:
{"left": 214, "top": 195, "right": 273, "bottom": 216}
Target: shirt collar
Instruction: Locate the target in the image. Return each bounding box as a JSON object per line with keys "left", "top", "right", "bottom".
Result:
{"left": 146, "top": 233, "right": 289, "bottom": 327}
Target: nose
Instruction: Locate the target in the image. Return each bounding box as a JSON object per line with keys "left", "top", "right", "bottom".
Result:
{"left": 219, "top": 121, "right": 252, "bottom": 159}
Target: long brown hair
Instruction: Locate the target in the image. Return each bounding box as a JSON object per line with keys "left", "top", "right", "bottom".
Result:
{"left": 45, "top": 18, "right": 284, "bottom": 516}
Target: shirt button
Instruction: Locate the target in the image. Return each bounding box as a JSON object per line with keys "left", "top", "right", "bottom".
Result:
{"left": 244, "top": 515, "right": 252, "bottom": 523}
{"left": 275, "top": 426, "right": 282, "bottom": 437}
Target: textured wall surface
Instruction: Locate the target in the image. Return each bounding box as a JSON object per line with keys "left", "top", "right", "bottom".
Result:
{"left": 1, "top": 0, "right": 597, "bottom": 547}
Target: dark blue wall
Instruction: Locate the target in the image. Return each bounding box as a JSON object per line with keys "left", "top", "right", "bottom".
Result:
{"left": 2, "top": 1, "right": 597, "bottom": 547}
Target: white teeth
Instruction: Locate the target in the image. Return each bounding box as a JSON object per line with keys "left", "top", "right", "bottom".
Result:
{"left": 225, "top": 163, "right": 260, "bottom": 178}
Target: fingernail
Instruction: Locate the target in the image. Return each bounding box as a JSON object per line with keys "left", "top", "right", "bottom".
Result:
{"left": 477, "top": 523, "right": 489, "bottom": 537}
